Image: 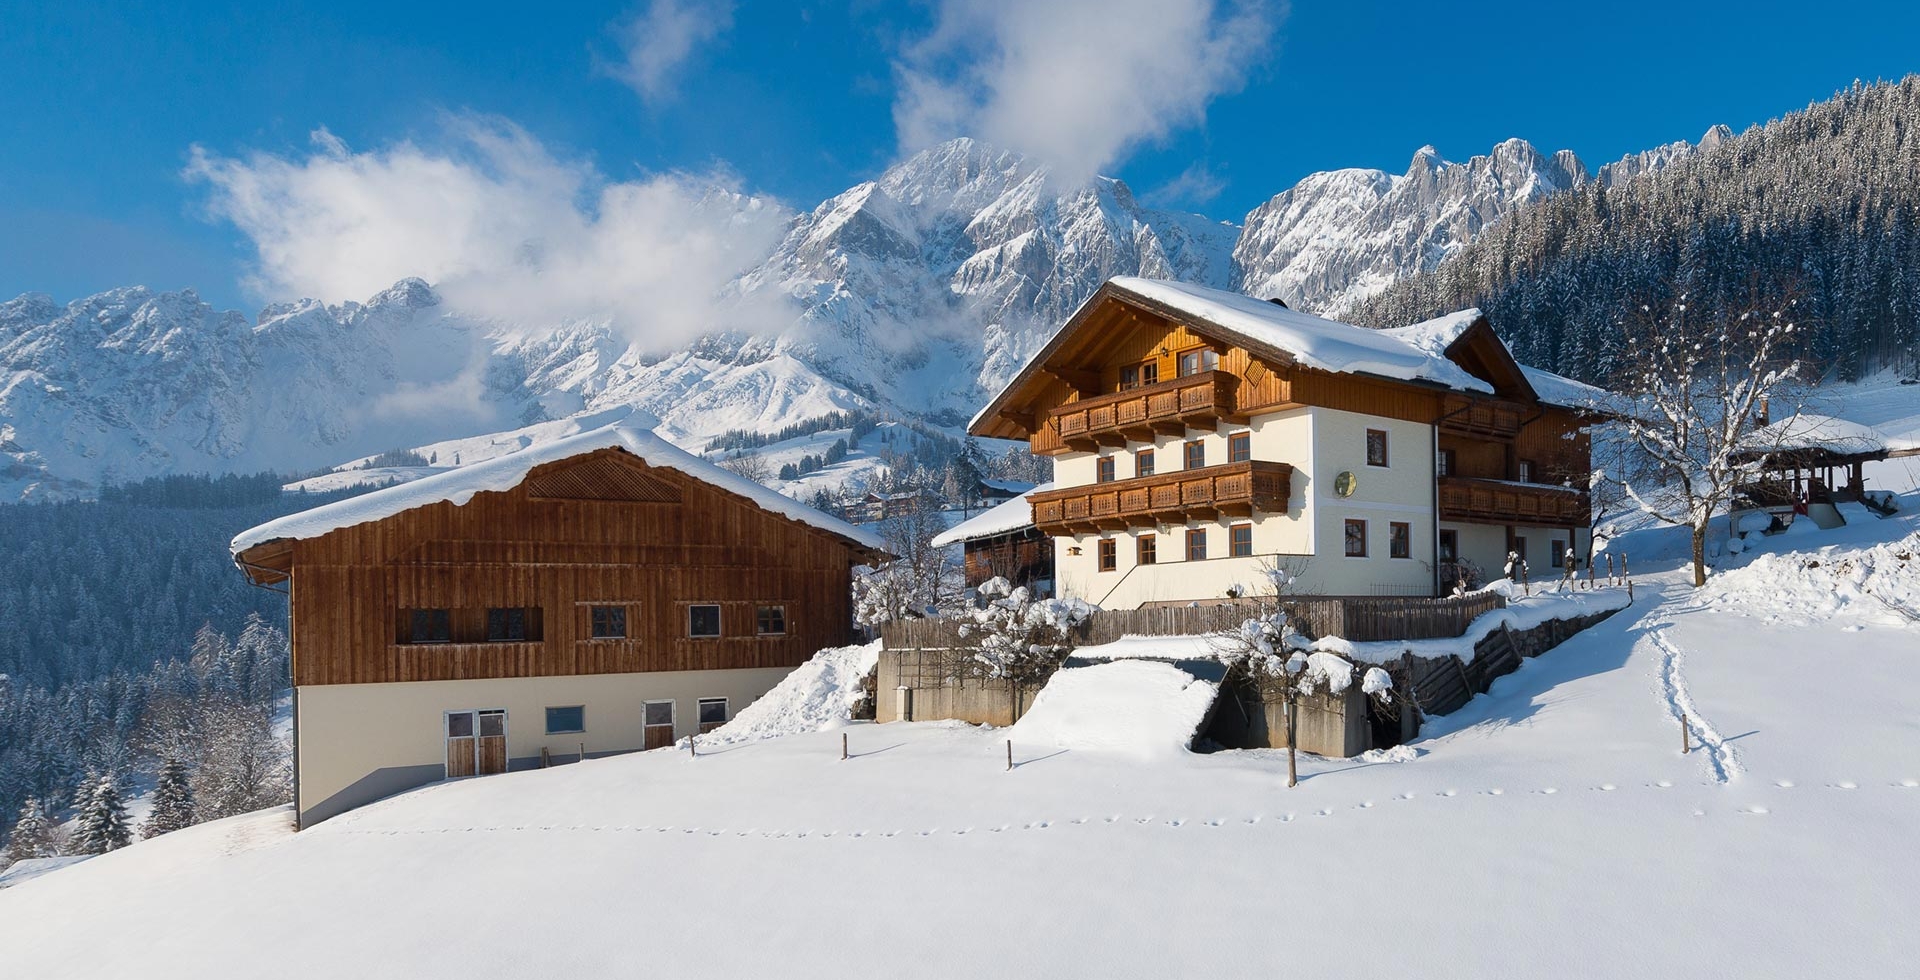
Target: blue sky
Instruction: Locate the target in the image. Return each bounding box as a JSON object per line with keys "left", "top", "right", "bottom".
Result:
{"left": 2, "top": 0, "right": 1917, "bottom": 313}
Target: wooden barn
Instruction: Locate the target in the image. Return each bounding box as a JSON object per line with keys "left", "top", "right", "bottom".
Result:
{"left": 231, "top": 421, "right": 887, "bottom": 826}
{"left": 931, "top": 483, "right": 1056, "bottom": 594}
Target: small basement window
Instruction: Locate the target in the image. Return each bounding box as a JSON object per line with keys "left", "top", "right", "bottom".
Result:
{"left": 697, "top": 697, "right": 728, "bottom": 733}
{"left": 590, "top": 605, "right": 627, "bottom": 639}
{"left": 408, "top": 609, "right": 451, "bottom": 644}
{"left": 688, "top": 604, "right": 722, "bottom": 638}
{"left": 545, "top": 705, "right": 585, "bottom": 734}
{"left": 756, "top": 605, "right": 787, "bottom": 636}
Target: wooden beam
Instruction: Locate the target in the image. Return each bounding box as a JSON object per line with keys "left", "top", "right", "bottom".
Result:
{"left": 1042, "top": 366, "right": 1102, "bottom": 395}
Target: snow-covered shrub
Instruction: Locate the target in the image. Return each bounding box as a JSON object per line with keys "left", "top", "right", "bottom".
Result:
{"left": 953, "top": 577, "right": 1095, "bottom": 685}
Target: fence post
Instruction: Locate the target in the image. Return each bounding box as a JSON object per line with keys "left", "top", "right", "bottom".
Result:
{"left": 842, "top": 732, "right": 849, "bottom": 761}
{"left": 1006, "top": 739, "right": 1013, "bottom": 772}
{"left": 1681, "top": 718, "right": 1690, "bottom": 755}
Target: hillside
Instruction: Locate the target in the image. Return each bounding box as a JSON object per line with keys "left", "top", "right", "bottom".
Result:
{"left": 1351, "top": 77, "right": 1920, "bottom": 382}
{"left": 3, "top": 481, "right": 1916, "bottom": 976}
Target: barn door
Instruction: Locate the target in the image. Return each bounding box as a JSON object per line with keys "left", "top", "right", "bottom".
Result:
{"left": 446, "top": 711, "right": 477, "bottom": 778}
{"left": 446, "top": 709, "right": 508, "bottom": 777}
{"left": 643, "top": 700, "right": 676, "bottom": 749}
{"left": 477, "top": 710, "right": 508, "bottom": 775}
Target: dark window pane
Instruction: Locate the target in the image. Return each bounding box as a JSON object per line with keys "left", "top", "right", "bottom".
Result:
{"left": 546, "top": 706, "right": 585, "bottom": 734}
{"left": 1186, "top": 529, "right": 1206, "bottom": 561}
{"left": 486, "top": 608, "right": 527, "bottom": 642}
{"left": 1390, "top": 522, "right": 1411, "bottom": 559}
{"left": 698, "top": 699, "right": 728, "bottom": 725}
{"left": 591, "top": 605, "right": 627, "bottom": 639}
{"left": 645, "top": 701, "right": 674, "bottom": 727}
{"left": 1098, "top": 539, "right": 1116, "bottom": 572}
{"left": 1140, "top": 362, "right": 1158, "bottom": 385}
{"left": 1135, "top": 450, "right": 1154, "bottom": 477}
{"left": 412, "top": 609, "right": 451, "bottom": 643}
{"left": 1097, "top": 457, "right": 1114, "bottom": 483}
{"left": 1367, "top": 430, "right": 1388, "bottom": 467}
{"left": 1137, "top": 534, "right": 1156, "bottom": 565}
{"left": 1228, "top": 432, "right": 1249, "bottom": 463}
{"left": 447, "top": 712, "right": 474, "bottom": 738}
{"left": 688, "top": 605, "right": 721, "bottom": 638}
{"left": 1184, "top": 441, "right": 1204, "bottom": 469}
{"left": 757, "top": 605, "right": 787, "bottom": 635}
{"left": 478, "top": 711, "right": 506, "bottom": 737}
{"left": 1345, "top": 520, "right": 1367, "bottom": 557}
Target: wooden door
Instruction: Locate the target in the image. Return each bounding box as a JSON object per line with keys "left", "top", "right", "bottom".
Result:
{"left": 446, "top": 711, "right": 477, "bottom": 778}
{"left": 643, "top": 700, "right": 676, "bottom": 749}
{"left": 477, "top": 710, "right": 508, "bottom": 775}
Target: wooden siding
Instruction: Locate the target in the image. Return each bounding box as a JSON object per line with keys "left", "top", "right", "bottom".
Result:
{"left": 961, "top": 528, "right": 1053, "bottom": 591}
{"left": 280, "top": 448, "right": 864, "bottom": 687}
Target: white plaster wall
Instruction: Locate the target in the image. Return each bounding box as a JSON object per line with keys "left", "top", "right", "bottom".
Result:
{"left": 1304, "top": 408, "right": 1436, "bottom": 596}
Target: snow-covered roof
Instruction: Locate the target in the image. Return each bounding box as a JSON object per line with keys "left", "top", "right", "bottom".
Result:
{"left": 1110, "top": 278, "right": 1493, "bottom": 394}
{"left": 232, "top": 421, "right": 888, "bottom": 558}
{"left": 930, "top": 483, "right": 1051, "bottom": 547}
{"left": 1377, "top": 308, "right": 1482, "bottom": 360}
{"left": 1519, "top": 365, "right": 1614, "bottom": 410}
{"left": 979, "top": 477, "right": 1035, "bottom": 495}
{"left": 1742, "top": 413, "right": 1914, "bottom": 456}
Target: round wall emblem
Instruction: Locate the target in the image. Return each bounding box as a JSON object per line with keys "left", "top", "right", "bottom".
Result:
{"left": 1334, "top": 470, "right": 1358, "bottom": 497}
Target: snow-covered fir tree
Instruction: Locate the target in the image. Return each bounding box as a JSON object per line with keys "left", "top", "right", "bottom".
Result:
{"left": 2, "top": 796, "right": 58, "bottom": 865}
{"left": 142, "top": 757, "right": 196, "bottom": 839}
{"left": 67, "top": 774, "right": 133, "bottom": 855}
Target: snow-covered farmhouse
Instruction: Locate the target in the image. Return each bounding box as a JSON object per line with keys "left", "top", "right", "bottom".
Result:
{"left": 968, "top": 278, "right": 1603, "bottom": 607}
{"left": 230, "top": 422, "right": 887, "bottom": 826}
{"left": 931, "top": 483, "right": 1056, "bottom": 593}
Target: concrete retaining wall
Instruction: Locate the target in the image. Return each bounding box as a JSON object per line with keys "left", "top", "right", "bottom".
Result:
{"left": 873, "top": 647, "right": 1042, "bottom": 726}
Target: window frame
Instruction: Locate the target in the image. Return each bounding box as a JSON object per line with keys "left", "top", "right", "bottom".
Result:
{"left": 1183, "top": 440, "right": 1205, "bottom": 470}
{"left": 1097, "top": 538, "right": 1117, "bottom": 572}
{"left": 1513, "top": 536, "right": 1528, "bottom": 566}
{"left": 643, "top": 699, "right": 675, "bottom": 729}
{"left": 1366, "top": 429, "right": 1390, "bottom": 468}
{"left": 1118, "top": 364, "right": 1140, "bottom": 391}
{"left": 408, "top": 608, "right": 452, "bottom": 645}
{"left": 1344, "top": 519, "right": 1368, "bottom": 558}
{"left": 1439, "top": 529, "right": 1459, "bottom": 561}
{"left": 544, "top": 705, "right": 586, "bottom": 735}
{"left": 1551, "top": 539, "right": 1567, "bottom": 568}
{"left": 1096, "top": 456, "right": 1116, "bottom": 484}
{"left": 589, "top": 604, "right": 628, "bottom": 640}
{"left": 697, "top": 697, "right": 729, "bottom": 730}
{"left": 1227, "top": 431, "right": 1250, "bottom": 463}
{"left": 1389, "top": 521, "right": 1412, "bottom": 559}
{"left": 1229, "top": 523, "right": 1253, "bottom": 558}
{"left": 485, "top": 607, "right": 529, "bottom": 643}
{"left": 1437, "top": 448, "right": 1455, "bottom": 476}
{"left": 1176, "top": 347, "right": 1219, "bottom": 377}
{"left": 1134, "top": 448, "right": 1155, "bottom": 478}
{"left": 755, "top": 604, "right": 788, "bottom": 636}
{"left": 1518, "top": 459, "right": 1535, "bottom": 483}
{"left": 1185, "top": 528, "right": 1207, "bottom": 562}
{"left": 687, "top": 603, "right": 723, "bottom": 639}
{"left": 1136, "top": 533, "right": 1157, "bottom": 566}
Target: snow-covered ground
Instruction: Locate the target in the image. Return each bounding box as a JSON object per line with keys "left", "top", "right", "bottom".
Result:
{"left": 6, "top": 440, "right": 1919, "bottom": 976}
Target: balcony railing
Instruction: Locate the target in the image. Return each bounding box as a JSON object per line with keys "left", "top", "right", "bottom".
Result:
{"left": 1028, "top": 460, "right": 1292, "bottom": 535}
{"left": 1438, "top": 394, "right": 1525, "bottom": 439}
{"left": 1050, "top": 371, "right": 1242, "bottom": 451}
{"left": 1438, "top": 476, "right": 1589, "bottom": 526}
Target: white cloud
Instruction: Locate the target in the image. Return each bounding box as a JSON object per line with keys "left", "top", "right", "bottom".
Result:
{"left": 185, "top": 117, "right": 794, "bottom": 351}
{"left": 1145, "top": 161, "right": 1229, "bottom": 209}
{"left": 892, "top": 0, "right": 1279, "bottom": 184}
{"left": 603, "top": 0, "right": 735, "bottom": 104}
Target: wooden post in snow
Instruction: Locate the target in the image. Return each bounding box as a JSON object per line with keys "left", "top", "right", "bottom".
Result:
{"left": 842, "top": 732, "right": 849, "bottom": 761}
{"left": 1006, "top": 740, "right": 1013, "bottom": 772}
{"left": 1682, "top": 719, "right": 1690, "bottom": 755}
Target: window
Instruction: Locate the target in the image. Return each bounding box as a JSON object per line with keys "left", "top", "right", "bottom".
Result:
{"left": 1551, "top": 539, "right": 1567, "bottom": 568}
{"left": 1344, "top": 519, "right": 1368, "bottom": 558}
{"left": 1120, "top": 360, "right": 1158, "bottom": 389}
{"left": 1230, "top": 524, "right": 1253, "bottom": 557}
{"left": 643, "top": 700, "right": 675, "bottom": 748}
{"left": 1135, "top": 448, "right": 1155, "bottom": 477}
{"left": 590, "top": 605, "right": 627, "bottom": 639}
{"left": 1137, "top": 533, "right": 1157, "bottom": 565}
{"left": 1390, "top": 522, "right": 1412, "bottom": 559}
{"left": 697, "top": 698, "right": 729, "bottom": 733}
{"left": 1185, "top": 528, "right": 1207, "bottom": 561}
{"left": 756, "top": 605, "right": 787, "bottom": 635}
{"left": 545, "top": 705, "right": 585, "bottom": 734}
{"left": 1184, "top": 440, "right": 1205, "bottom": 469}
{"left": 1437, "top": 448, "right": 1455, "bottom": 476}
{"left": 1366, "top": 429, "right": 1389, "bottom": 467}
{"left": 1439, "top": 529, "right": 1459, "bottom": 561}
{"left": 1097, "top": 538, "right": 1117, "bottom": 572}
{"left": 486, "top": 607, "right": 531, "bottom": 642}
{"left": 645, "top": 700, "right": 674, "bottom": 727}
{"left": 409, "top": 608, "right": 451, "bottom": 644}
{"left": 1227, "top": 432, "right": 1250, "bottom": 463}
{"left": 1518, "top": 459, "right": 1535, "bottom": 483}
{"left": 1176, "top": 348, "right": 1218, "bottom": 377}
{"left": 1096, "top": 456, "right": 1115, "bottom": 483}
{"left": 688, "top": 604, "right": 722, "bottom": 638}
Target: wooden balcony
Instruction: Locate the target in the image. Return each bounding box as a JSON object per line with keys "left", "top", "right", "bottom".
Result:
{"left": 1028, "top": 460, "right": 1292, "bottom": 535}
{"left": 1438, "top": 476, "right": 1589, "bottom": 527}
{"left": 1050, "top": 371, "right": 1243, "bottom": 452}
{"left": 1438, "top": 394, "right": 1525, "bottom": 439}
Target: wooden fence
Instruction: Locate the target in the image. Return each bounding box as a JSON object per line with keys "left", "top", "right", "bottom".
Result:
{"left": 878, "top": 591, "right": 1506, "bottom": 650}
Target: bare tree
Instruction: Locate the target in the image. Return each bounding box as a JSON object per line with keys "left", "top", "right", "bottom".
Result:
{"left": 1607, "top": 292, "right": 1807, "bottom": 586}
{"left": 852, "top": 505, "right": 960, "bottom": 629}
{"left": 718, "top": 451, "right": 772, "bottom": 485}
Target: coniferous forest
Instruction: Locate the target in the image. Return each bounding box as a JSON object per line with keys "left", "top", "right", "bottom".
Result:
{"left": 1350, "top": 78, "right": 1920, "bottom": 381}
